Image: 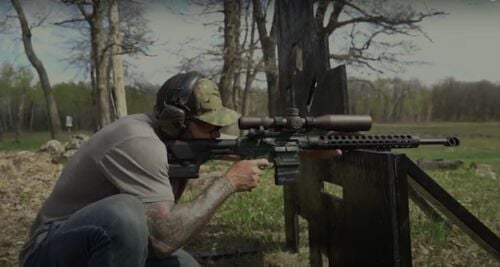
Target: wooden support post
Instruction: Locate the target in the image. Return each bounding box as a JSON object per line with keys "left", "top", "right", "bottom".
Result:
{"left": 323, "top": 151, "right": 411, "bottom": 266}
{"left": 275, "top": 2, "right": 498, "bottom": 264}
{"left": 407, "top": 158, "right": 500, "bottom": 260}
{"left": 283, "top": 185, "right": 299, "bottom": 252}
{"left": 408, "top": 183, "right": 451, "bottom": 229}
{"left": 276, "top": 0, "right": 340, "bottom": 253}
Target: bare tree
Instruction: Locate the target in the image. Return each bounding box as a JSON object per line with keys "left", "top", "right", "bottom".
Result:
{"left": 219, "top": 0, "right": 242, "bottom": 110}
{"left": 59, "top": 0, "right": 153, "bottom": 128}
{"left": 10, "top": 0, "right": 63, "bottom": 139}
{"left": 175, "top": 1, "right": 272, "bottom": 116}
{"left": 14, "top": 87, "right": 26, "bottom": 143}
{"left": 316, "top": 0, "right": 446, "bottom": 74}
{"left": 80, "top": 1, "right": 112, "bottom": 127}
{"left": 252, "top": 0, "right": 278, "bottom": 115}
{"left": 0, "top": 119, "right": 4, "bottom": 142}
{"left": 241, "top": 2, "right": 261, "bottom": 117}
{"left": 109, "top": 0, "right": 127, "bottom": 118}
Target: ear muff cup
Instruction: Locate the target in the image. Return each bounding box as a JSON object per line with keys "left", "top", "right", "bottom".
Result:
{"left": 156, "top": 71, "right": 205, "bottom": 135}
{"left": 158, "top": 104, "right": 186, "bottom": 128}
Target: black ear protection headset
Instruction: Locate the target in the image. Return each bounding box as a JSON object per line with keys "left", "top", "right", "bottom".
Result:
{"left": 155, "top": 71, "right": 205, "bottom": 135}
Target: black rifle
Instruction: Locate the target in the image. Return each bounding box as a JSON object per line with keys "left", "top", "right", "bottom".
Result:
{"left": 165, "top": 108, "right": 459, "bottom": 185}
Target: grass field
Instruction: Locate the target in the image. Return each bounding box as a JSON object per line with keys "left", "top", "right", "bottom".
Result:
{"left": 186, "top": 122, "right": 500, "bottom": 266}
{"left": 0, "top": 122, "right": 499, "bottom": 266}
{"left": 372, "top": 122, "right": 500, "bottom": 173}
{"left": 0, "top": 131, "right": 92, "bottom": 152}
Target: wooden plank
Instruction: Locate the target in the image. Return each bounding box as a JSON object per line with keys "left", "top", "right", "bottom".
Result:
{"left": 297, "top": 158, "right": 330, "bottom": 266}
{"left": 408, "top": 183, "right": 451, "bottom": 229}
{"left": 309, "top": 65, "right": 349, "bottom": 115}
{"left": 276, "top": 0, "right": 350, "bottom": 259}
{"left": 406, "top": 157, "right": 500, "bottom": 260}
{"left": 276, "top": 0, "right": 310, "bottom": 251}
{"left": 283, "top": 185, "right": 299, "bottom": 252}
{"left": 324, "top": 151, "right": 411, "bottom": 266}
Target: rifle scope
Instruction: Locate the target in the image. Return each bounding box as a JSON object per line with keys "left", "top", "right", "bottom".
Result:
{"left": 239, "top": 108, "right": 372, "bottom": 132}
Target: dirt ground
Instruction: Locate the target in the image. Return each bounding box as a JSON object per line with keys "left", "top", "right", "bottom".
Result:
{"left": 1, "top": 151, "right": 497, "bottom": 266}
{"left": 0, "top": 151, "right": 249, "bottom": 266}
{"left": 0, "top": 151, "right": 220, "bottom": 266}
{"left": 0, "top": 151, "right": 63, "bottom": 266}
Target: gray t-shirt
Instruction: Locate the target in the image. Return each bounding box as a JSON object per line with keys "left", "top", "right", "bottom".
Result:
{"left": 20, "top": 114, "right": 174, "bottom": 263}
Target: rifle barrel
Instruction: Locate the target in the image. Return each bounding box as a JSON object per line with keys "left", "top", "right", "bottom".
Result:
{"left": 419, "top": 137, "right": 460, "bottom": 147}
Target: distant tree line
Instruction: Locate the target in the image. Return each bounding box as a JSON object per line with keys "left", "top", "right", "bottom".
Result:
{"left": 2, "top": 0, "right": 447, "bottom": 140}
{"left": 1, "top": 62, "right": 499, "bottom": 138}
{"left": 0, "top": 63, "right": 270, "bottom": 136}
{"left": 349, "top": 77, "right": 500, "bottom": 122}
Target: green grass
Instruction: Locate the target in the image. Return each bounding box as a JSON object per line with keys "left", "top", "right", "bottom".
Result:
{"left": 2, "top": 123, "right": 499, "bottom": 266}
{"left": 0, "top": 131, "right": 91, "bottom": 151}
{"left": 187, "top": 122, "right": 500, "bottom": 266}
{"left": 372, "top": 122, "right": 500, "bottom": 138}
{"left": 372, "top": 122, "right": 500, "bottom": 172}
{"left": 0, "top": 132, "right": 53, "bottom": 151}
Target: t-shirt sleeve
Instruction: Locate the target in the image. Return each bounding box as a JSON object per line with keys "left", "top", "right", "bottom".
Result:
{"left": 98, "top": 135, "right": 174, "bottom": 203}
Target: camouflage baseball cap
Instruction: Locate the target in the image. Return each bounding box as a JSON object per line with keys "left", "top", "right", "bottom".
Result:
{"left": 186, "top": 78, "right": 241, "bottom": 127}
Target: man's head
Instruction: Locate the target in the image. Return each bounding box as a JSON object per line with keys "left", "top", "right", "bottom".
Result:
{"left": 154, "top": 71, "right": 240, "bottom": 139}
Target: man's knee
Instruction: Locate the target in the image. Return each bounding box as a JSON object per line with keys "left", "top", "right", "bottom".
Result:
{"left": 102, "top": 194, "right": 148, "bottom": 236}
{"left": 38, "top": 194, "right": 149, "bottom": 266}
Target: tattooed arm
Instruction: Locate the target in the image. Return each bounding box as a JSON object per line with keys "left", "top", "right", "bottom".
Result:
{"left": 145, "top": 175, "right": 235, "bottom": 256}
{"left": 145, "top": 159, "right": 270, "bottom": 257}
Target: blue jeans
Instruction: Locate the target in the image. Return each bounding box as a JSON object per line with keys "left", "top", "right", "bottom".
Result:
{"left": 24, "top": 194, "right": 200, "bottom": 267}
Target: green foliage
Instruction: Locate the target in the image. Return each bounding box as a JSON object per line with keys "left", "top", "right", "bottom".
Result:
{"left": 411, "top": 220, "right": 450, "bottom": 245}
{"left": 432, "top": 78, "right": 500, "bottom": 121}
{"left": 0, "top": 131, "right": 52, "bottom": 151}
{"left": 212, "top": 167, "right": 283, "bottom": 234}
{"left": 0, "top": 63, "right": 35, "bottom": 133}
{"left": 53, "top": 82, "right": 94, "bottom": 130}
{"left": 245, "top": 89, "right": 268, "bottom": 116}
{"left": 372, "top": 122, "right": 500, "bottom": 172}
{"left": 125, "top": 83, "right": 156, "bottom": 114}
{"left": 349, "top": 77, "right": 500, "bottom": 122}
{"left": 0, "top": 130, "right": 91, "bottom": 151}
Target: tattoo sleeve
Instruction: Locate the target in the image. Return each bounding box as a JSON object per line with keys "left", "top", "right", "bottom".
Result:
{"left": 144, "top": 176, "right": 236, "bottom": 256}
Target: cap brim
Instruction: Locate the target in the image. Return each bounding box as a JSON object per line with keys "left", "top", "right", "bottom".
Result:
{"left": 194, "top": 107, "right": 241, "bottom": 127}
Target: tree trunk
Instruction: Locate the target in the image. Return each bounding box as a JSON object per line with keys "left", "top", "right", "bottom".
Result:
{"left": 89, "top": 54, "right": 99, "bottom": 130}
{"left": 219, "top": 0, "right": 242, "bottom": 110}
{"left": 89, "top": 1, "right": 112, "bottom": 128}
{"left": 109, "top": 0, "right": 127, "bottom": 119}
{"left": 29, "top": 102, "right": 35, "bottom": 131}
{"left": 253, "top": 0, "right": 279, "bottom": 116}
{"left": 11, "top": 0, "right": 63, "bottom": 139}
{"left": 0, "top": 115, "right": 4, "bottom": 142}
{"left": 14, "top": 89, "right": 26, "bottom": 143}
{"left": 426, "top": 102, "right": 433, "bottom": 122}
{"left": 107, "top": 56, "right": 116, "bottom": 118}
{"left": 241, "top": 14, "right": 259, "bottom": 117}
{"left": 7, "top": 98, "right": 13, "bottom": 129}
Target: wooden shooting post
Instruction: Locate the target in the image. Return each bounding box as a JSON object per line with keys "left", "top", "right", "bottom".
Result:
{"left": 276, "top": 1, "right": 500, "bottom": 266}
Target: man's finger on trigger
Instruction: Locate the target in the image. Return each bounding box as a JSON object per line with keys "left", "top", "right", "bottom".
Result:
{"left": 256, "top": 158, "right": 271, "bottom": 168}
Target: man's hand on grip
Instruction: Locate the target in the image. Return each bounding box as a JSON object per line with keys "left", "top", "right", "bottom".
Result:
{"left": 224, "top": 159, "right": 271, "bottom": 192}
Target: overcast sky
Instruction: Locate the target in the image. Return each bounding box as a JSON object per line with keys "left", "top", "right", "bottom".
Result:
{"left": 0, "top": 0, "right": 499, "bottom": 86}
